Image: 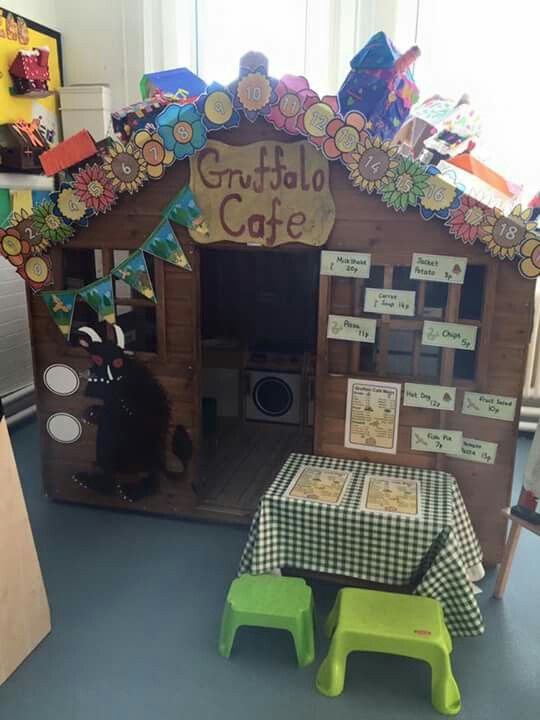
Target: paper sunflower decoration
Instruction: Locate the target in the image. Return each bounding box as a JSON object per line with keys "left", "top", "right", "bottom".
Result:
{"left": 518, "top": 236, "right": 540, "bottom": 279}
{"left": 445, "top": 195, "right": 492, "bottom": 246}
{"left": 418, "top": 166, "right": 463, "bottom": 221}
{"left": 133, "top": 129, "right": 175, "bottom": 179}
{"left": 379, "top": 155, "right": 428, "bottom": 212}
{"left": 7, "top": 208, "right": 49, "bottom": 254}
{"left": 102, "top": 141, "right": 148, "bottom": 194}
{"left": 17, "top": 254, "right": 53, "bottom": 292}
{"left": 0, "top": 226, "right": 31, "bottom": 267}
{"left": 480, "top": 204, "right": 537, "bottom": 261}
{"left": 156, "top": 103, "right": 207, "bottom": 160}
{"left": 230, "top": 65, "right": 278, "bottom": 123}
{"left": 266, "top": 75, "right": 318, "bottom": 135}
{"left": 32, "top": 199, "right": 75, "bottom": 245}
{"left": 345, "top": 135, "right": 399, "bottom": 194}
{"left": 297, "top": 95, "right": 339, "bottom": 148}
{"left": 320, "top": 111, "right": 368, "bottom": 162}
{"left": 197, "top": 82, "right": 240, "bottom": 132}
{"left": 72, "top": 163, "right": 118, "bottom": 214}
{"left": 50, "top": 183, "right": 95, "bottom": 227}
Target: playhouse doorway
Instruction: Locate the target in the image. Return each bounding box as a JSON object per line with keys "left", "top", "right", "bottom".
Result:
{"left": 196, "top": 246, "right": 319, "bottom": 520}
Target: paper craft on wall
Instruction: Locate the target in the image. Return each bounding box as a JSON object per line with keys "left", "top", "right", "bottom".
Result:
{"left": 142, "top": 219, "right": 192, "bottom": 270}
{"left": 346, "top": 135, "right": 399, "bottom": 194}
{"left": 411, "top": 428, "right": 462, "bottom": 454}
{"left": 410, "top": 253, "right": 467, "bottom": 284}
{"left": 418, "top": 166, "right": 463, "bottom": 221}
{"left": 327, "top": 314, "right": 376, "bottom": 343}
{"left": 461, "top": 391, "right": 517, "bottom": 422}
{"left": 320, "top": 250, "right": 371, "bottom": 278}
{"left": 364, "top": 288, "right": 415, "bottom": 316}
{"left": 46, "top": 412, "right": 82, "bottom": 444}
{"left": 79, "top": 276, "right": 116, "bottom": 325}
{"left": 422, "top": 320, "right": 477, "bottom": 351}
{"left": 266, "top": 75, "right": 318, "bottom": 136}
{"left": 165, "top": 186, "right": 208, "bottom": 236}
{"left": 230, "top": 58, "right": 278, "bottom": 123}
{"left": 16, "top": 253, "right": 53, "bottom": 292}
{"left": 345, "top": 378, "right": 401, "bottom": 454}
{"left": 197, "top": 81, "right": 240, "bottom": 132}
{"left": 41, "top": 290, "right": 77, "bottom": 338}
{"left": 480, "top": 204, "right": 536, "bottom": 261}
{"left": 43, "top": 364, "right": 80, "bottom": 396}
{"left": 379, "top": 155, "right": 428, "bottom": 212}
{"left": 448, "top": 437, "right": 498, "bottom": 465}
{"left": 403, "top": 383, "right": 456, "bottom": 411}
{"left": 111, "top": 250, "right": 156, "bottom": 302}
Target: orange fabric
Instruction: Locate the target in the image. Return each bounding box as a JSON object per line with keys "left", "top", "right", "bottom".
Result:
{"left": 448, "top": 155, "right": 514, "bottom": 198}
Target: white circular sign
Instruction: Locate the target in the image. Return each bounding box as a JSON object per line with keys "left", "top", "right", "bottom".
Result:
{"left": 46, "top": 413, "right": 82, "bottom": 444}
{"left": 43, "top": 364, "right": 80, "bottom": 396}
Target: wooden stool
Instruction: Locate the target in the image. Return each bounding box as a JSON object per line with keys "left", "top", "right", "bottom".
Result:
{"left": 493, "top": 508, "right": 540, "bottom": 598}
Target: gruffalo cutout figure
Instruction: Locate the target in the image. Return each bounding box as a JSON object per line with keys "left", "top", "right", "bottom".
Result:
{"left": 73, "top": 324, "right": 192, "bottom": 502}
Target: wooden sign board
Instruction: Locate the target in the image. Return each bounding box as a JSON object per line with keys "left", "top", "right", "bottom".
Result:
{"left": 189, "top": 140, "right": 335, "bottom": 247}
{"left": 422, "top": 320, "right": 477, "bottom": 351}
{"left": 403, "top": 382, "right": 456, "bottom": 411}
{"left": 462, "top": 391, "right": 517, "bottom": 422}
{"left": 327, "top": 314, "right": 376, "bottom": 343}
{"left": 410, "top": 253, "right": 467, "bottom": 284}
{"left": 411, "top": 427, "right": 463, "bottom": 454}
{"left": 364, "top": 288, "right": 416, "bottom": 316}
{"left": 345, "top": 378, "right": 401, "bottom": 454}
{"left": 320, "top": 251, "right": 371, "bottom": 278}
{"left": 448, "top": 437, "right": 498, "bottom": 464}
{"left": 0, "top": 419, "right": 51, "bottom": 685}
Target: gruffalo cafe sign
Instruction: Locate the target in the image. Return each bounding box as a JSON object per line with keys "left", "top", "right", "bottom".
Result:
{"left": 189, "top": 140, "right": 335, "bottom": 247}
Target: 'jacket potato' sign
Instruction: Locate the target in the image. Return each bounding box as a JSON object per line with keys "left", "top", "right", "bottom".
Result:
{"left": 189, "top": 140, "right": 335, "bottom": 247}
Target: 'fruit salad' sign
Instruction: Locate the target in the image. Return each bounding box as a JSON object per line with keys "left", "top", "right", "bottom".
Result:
{"left": 189, "top": 140, "right": 335, "bottom": 247}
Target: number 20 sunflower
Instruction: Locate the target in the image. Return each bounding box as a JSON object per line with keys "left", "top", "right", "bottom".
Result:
{"left": 102, "top": 141, "right": 148, "bottom": 195}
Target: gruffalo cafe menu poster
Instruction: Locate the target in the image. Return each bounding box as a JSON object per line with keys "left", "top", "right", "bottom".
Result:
{"left": 189, "top": 140, "right": 336, "bottom": 246}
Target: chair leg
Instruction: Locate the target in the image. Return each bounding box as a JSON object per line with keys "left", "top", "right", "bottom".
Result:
{"left": 315, "top": 635, "right": 348, "bottom": 697}
{"left": 291, "top": 606, "right": 315, "bottom": 667}
{"left": 218, "top": 604, "right": 240, "bottom": 658}
{"left": 493, "top": 521, "right": 522, "bottom": 599}
{"left": 429, "top": 648, "right": 461, "bottom": 716}
{"left": 323, "top": 592, "right": 341, "bottom": 639}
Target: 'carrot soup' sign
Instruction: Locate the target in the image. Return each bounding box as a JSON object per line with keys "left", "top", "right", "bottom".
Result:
{"left": 189, "top": 140, "right": 335, "bottom": 247}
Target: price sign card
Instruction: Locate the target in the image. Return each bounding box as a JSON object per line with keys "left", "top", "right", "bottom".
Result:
{"left": 462, "top": 392, "right": 517, "bottom": 422}
{"left": 422, "top": 321, "right": 477, "bottom": 351}
{"left": 403, "top": 383, "right": 456, "bottom": 411}
{"left": 327, "top": 315, "right": 376, "bottom": 343}
{"left": 345, "top": 379, "right": 401, "bottom": 454}
{"left": 410, "top": 253, "right": 467, "bottom": 284}
{"left": 359, "top": 475, "right": 421, "bottom": 519}
{"left": 411, "top": 428, "right": 463, "bottom": 454}
{"left": 364, "top": 288, "right": 416, "bottom": 317}
{"left": 320, "top": 251, "right": 371, "bottom": 278}
{"left": 448, "top": 437, "right": 498, "bottom": 465}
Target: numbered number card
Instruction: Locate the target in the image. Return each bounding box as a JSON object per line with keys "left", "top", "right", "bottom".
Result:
{"left": 422, "top": 321, "right": 477, "bottom": 351}
{"left": 327, "top": 315, "right": 376, "bottom": 343}
{"left": 411, "top": 428, "right": 463, "bottom": 454}
{"left": 462, "top": 391, "right": 517, "bottom": 422}
{"left": 448, "top": 437, "right": 498, "bottom": 465}
{"left": 320, "top": 251, "right": 371, "bottom": 279}
{"left": 403, "top": 383, "right": 456, "bottom": 411}
{"left": 410, "top": 253, "right": 467, "bottom": 284}
{"left": 364, "top": 288, "right": 415, "bottom": 317}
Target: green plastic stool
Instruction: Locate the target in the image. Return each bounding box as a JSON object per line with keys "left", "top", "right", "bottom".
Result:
{"left": 218, "top": 575, "right": 315, "bottom": 667}
{"left": 316, "top": 588, "right": 461, "bottom": 716}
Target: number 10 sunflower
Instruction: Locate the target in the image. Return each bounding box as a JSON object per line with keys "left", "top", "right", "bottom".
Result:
{"left": 102, "top": 141, "right": 148, "bottom": 195}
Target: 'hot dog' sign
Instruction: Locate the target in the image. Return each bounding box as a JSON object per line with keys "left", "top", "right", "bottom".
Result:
{"left": 189, "top": 140, "right": 335, "bottom": 247}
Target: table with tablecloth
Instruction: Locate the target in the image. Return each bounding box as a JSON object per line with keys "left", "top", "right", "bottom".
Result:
{"left": 239, "top": 453, "right": 485, "bottom": 637}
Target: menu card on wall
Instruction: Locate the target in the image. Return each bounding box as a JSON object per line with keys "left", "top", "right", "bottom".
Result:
{"left": 411, "top": 427, "right": 463, "bottom": 454}
{"left": 462, "top": 392, "right": 517, "bottom": 422}
{"left": 364, "top": 288, "right": 416, "bottom": 316}
{"left": 345, "top": 379, "right": 401, "bottom": 454}
{"left": 285, "top": 465, "right": 352, "bottom": 505}
{"left": 327, "top": 315, "right": 377, "bottom": 343}
{"left": 410, "top": 253, "right": 468, "bottom": 284}
{"left": 448, "top": 437, "right": 498, "bottom": 464}
{"left": 422, "top": 321, "right": 477, "bottom": 351}
{"left": 320, "top": 251, "right": 371, "bottom": 278}
{"left": 403, "top": 383, "right": 456, "bottom": 411}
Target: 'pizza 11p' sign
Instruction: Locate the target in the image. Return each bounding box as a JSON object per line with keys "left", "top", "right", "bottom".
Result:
{"left": 189, "top": 140, "right": 335, "bottom": 247}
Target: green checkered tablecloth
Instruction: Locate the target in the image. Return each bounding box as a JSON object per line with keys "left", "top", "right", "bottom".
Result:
{"left": 239, "top": 453, "right": 485, "bottom": 637}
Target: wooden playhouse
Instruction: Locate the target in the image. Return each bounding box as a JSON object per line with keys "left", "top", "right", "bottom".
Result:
{"left": 7, "top": 53, "right": 538, "bottom": 566}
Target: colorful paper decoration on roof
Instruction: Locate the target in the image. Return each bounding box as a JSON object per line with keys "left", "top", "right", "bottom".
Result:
{"left": 50, "top": 183, "right": 95, "bottom": 228}
{"left": 17, "top": 254, "right": 53, "bottom": 292}
{"left": 133, "top": 129, "right": 175, "bottom": 179}
{"left": 112, "top": 250, "right": 157, "bottom": 302}
{"left": 230, "top": 53, "right": 278, "bottom": 123}
{"left": 164, "top": 186, "right": 208, "bottom": 236}
{"left": 32, "top": 199, "right": 74, "bottom": 245}
{"left": 320, "top": 111, "right": 369, "bottom": 162}
{"left": 41, "top": 290, "right": 77, "bottom": 339}
{"left": 267, "top": 75, "right": 318, "bottom": 135}
{"left": 379, "top": 155, "right": 428, "bottom": 212}
{"left": 345, "top": 135, "right": 399, "bottom": 194}
{"left": 197, "top": 82, "right": 240, "bottom": 132}
{"left": 142, "top": 219, "right": 192, "bottom": 270}
{"left": 140, "top": 67, "right": 206, "bottom": 102}
{"left": 298, "top": 95, "right": 339, "bottom": 148}
{"left": 480, "top": 205, "right": 537, "bottom": 261}
{"left": 111, "top": 96, "right": 170, "bottom": 143}
{"left": 418, "top": 167, "right": 463, "bottom": 221}
{"left": 72, "top": 163, "right": 118, "bottom": 214}
{"left": 79, "top": 276, "right": 116, "bottom": 325}
{"left": 156, "top": 104, "right": 207, "bottom": 160}
{"left": 446, "top": 196, "right": 492, "bottom": 246}
{"left": 102, "top": 142, "right": 148, "bottom": 194}
{"left": 6, "top": 208, "right": 49, "bottom": 254}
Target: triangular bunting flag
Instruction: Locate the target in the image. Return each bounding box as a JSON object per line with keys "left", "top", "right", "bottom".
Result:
{"left": 78, "top": 276, "right": 116, "bottom": 325}
{"left": 41, "top": 289, "right": 77, "bottom": 339}
{"left": 111, "top": 249, "right": 157, "bottom": 302}
{"left": 142, "top": 219, "right": 192, "bottom": 271}
{"left": 163, "top": 186, "right": 208, "bottom": 236}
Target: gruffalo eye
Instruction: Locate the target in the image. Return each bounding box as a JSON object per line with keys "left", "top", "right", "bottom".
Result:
{"left": 91, "top": 355, "right": 104, "bottom": 366}
{"left": 112, "top": 358, "right": 124, "bottom": 369}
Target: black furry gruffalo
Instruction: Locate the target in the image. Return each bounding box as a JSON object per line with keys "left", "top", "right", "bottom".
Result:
{"left": 73, "top": 324, "right": 192, "bottom": 503}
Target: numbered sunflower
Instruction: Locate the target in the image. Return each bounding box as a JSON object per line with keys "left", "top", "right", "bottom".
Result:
{"left": 480, "top": 204, "right": 537, "bottom": 260}
{"left": 379, "top": 156, "right": 429, "bottom": 212}
{"left": 418, "top": 166, "right": 463, "bottom": 221}
{"left": 72, "top": 163, "right": 118, "bottom": 214}
{"left": 297, "top": 95, "right": 339, "bottom": 148}
{"left": 230, "top": 65, "right": 278, "bottom": 123}
{"left": 7, "top": 208, "right": 49, "bottom": 254}
{"left": 50, "top": 182, "right": 95, "bottom": 227}
{"left": 133, "top": 129, "right": 175, "bottom": 180}
{"left": 196, "top": 82, "right": 240, "bottom": 132}
{"left": 518, "top": 237, "right": 540, "bottom": 279}
{"left": 156, "top": 103, "right": 207, "bottom": 160}
{"left": 445, "top": 195, "right": 492, "bottom": 246}
{"left": 266, "top": 75, "right": 318, "bottom": 135}
{"left": 32, "top": 199, "right": 75, "bottom": 245}
{"left": 0, "top": 226, "right": 31, "bottom": 266}
{"left": 102, "top": 141, "right": 148, "bottom": 194}
{"left": 345, "top": 135, "right": 399, "bottom": 193}
{"left": 321, "top": 112, "right": 369, "bottom": 162}
{"left": 17, "top": 254, "right": 53, "bottom": 293}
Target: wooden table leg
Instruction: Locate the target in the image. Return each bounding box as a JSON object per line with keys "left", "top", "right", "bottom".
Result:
{"left": 493, "top": 520, "right": 522, "bottom": 599}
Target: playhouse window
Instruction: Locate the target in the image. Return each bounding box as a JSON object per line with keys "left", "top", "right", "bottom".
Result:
{"left": 459, "top": 265, "right": 485, "bottom": 321}
{"left": 63, "top": 249, "right": 104, "bottom": 289}
{"left": 115, "top": 305, "right": 158, "bottom": 353}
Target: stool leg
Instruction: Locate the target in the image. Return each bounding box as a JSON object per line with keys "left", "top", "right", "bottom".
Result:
{"left": 218, "top": 604, "right": 240, "bottom": 658}
{"left": 290, "top": 605, "right": 315, "bottom": 667}
{"left": 315, "top": 635, "right": 348, "bottom": 697}
{"left": 324, "top": 592, "right": 341, "bottom": 639}
{"left": 429, "top": 647, "right": 461, "bottom": 716}
{"left": 493, "top": 521, "right": 522, "bottom": 599}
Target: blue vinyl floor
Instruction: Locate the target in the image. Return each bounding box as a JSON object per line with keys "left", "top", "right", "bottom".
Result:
{"left": 1, "top": 420, "right": 539, "bottom": 719}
